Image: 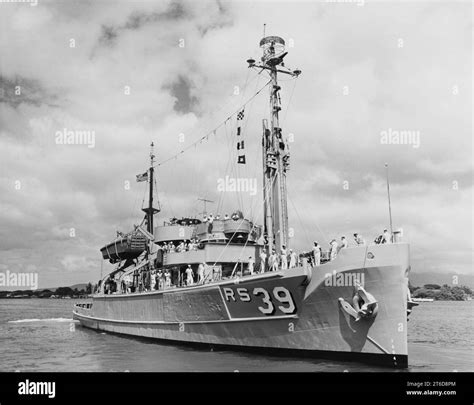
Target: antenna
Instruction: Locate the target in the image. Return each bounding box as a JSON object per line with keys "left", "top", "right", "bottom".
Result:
{"left": 197, "top": 197, "right": 214, "bottom": 217}
{"left": 263, "top": 23, "right": 266, "bottom": 38}
{"left": 385, "top": 163, "right": 394, "bottom": 239}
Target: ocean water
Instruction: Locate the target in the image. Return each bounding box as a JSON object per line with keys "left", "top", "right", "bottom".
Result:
{"left": 0, "top": 299, "right": 472, "bottom": 372}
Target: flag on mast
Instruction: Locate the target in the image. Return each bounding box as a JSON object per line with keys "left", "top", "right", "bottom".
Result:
{"left": 236, "top": 108, "right": 246, "bottom": 164}
{"left": 136, "top": 171, "right": 148, "bottom": 182}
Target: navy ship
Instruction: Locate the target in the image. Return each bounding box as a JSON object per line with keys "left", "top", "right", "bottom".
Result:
{"left": 74, "top": 35, "right": 415, "bottom": 368}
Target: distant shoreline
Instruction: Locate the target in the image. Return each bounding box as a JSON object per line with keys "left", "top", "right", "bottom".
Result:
{"left": 0, "top": 284, "right": 93, "bottom": 299}
{"left": 409, "top": 283, "right": 472, "bottom": 302}
{"left": 1, "top": 281, "right": 472, "bottom": 301}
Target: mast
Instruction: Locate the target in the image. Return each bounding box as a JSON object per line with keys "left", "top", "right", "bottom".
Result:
{"left": 247, "top": 35, "right": 301, "bottom": 252}
{"left": 142, "top": 142, "right": 160, "bottom": 235}
{"left": 262, "top": 119, "right": 272, "bottom": 249}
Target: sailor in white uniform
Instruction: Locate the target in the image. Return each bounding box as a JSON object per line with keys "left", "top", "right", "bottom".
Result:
{"left": 330, "top": 239, "right": 338, "bottom": 260}
{"left": 269, "top": 250, "right": 278, "bottom": 272}
{"left": 280, "top": 245, "right": 288, "bottom": 270}
{"left": 289, "top": 249, "right": 298, "bottom": 268}
{"left": 157, "top": 269, "right": 164, "bottom": 290}
{"left": 164, "top": 269, "right": 171, "bottom": 288}
{"left": 313, "top": 242, "right": 321, "bottom": 266}
{"left": 353, "top": 233, "right": 366, "bottom": 245}
{"left": 259, "top": 249, "right": 267, "bottom": 273}
{"left": 208, "top": 214, "right": 214, "bottom": 234}
{"left": 185, "top": 265, "right": 194, "bottom": 286}
{"left": 197, "top": 263, "right": 205, "bottom": 284}
{"left": 340, "top": 236, "right": 348, "bottom": 250}
{"left": 248, "top": 256, "right": 255, "bottom": 275}
{"left": 382, "top": 229, "right": 391, "bottom": 244}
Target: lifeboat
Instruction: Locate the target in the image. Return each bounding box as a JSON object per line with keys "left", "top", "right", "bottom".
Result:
{"left": 100, "top": 232, "right": 147, "bottom": 263}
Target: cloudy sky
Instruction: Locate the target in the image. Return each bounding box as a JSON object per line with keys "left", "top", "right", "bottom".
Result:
{"left": 0, "top": 0, "right": 472, "bottom": 288}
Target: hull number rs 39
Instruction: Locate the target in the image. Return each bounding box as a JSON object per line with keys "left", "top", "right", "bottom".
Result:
{"left": 222, "top": 286, "right": 296, "bottom": 315}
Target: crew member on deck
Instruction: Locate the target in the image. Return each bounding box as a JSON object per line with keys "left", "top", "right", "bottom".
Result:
{"left": 208, "top": 214, "right": 214, "bottom": 234}
{"left": 164, "top": 269, "right": 171, "bottom": 288}
{"left": 313, "top": 242, "right": 321, "bottom": 266}
{"left": 330, "top": 239, "right": 338, "bottom": 260}
{"left": 354, "top": 233, "right": 366, "bottom": 245}
{"left": 289, "top": 249, "right": 298, "bottom": 268}
{"left": 339, "top": 236, "right": 348, "bottom": 251}
{"left": 185, "top": 265, "right": 194, "bottom": 286}
{"left": 269, "top": 249, "right": 278, "bottom": 272}
{"left": 157, "top": 269, "right": 164, "bottom": 289}
{"left": 259, "top": 249, "right": 267, "bottom": 273}
{"left": 281, "top": 245, "right": 288, "bottom": 270}
{"left": 382, "top": 229, "right": 391, "bottom": 244}
{"left": 197, "top": 263, "right": 205, "bottom": 284}
{"left": 248, "top": 256, "right": 255, "bottom": 275}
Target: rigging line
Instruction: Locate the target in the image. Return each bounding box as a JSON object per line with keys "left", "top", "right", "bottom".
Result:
{"left": 210, "top": 172, "right": 277, "bottom": 268}
{"left": 218, "top": 120, "right": 235, "bottom": 215}
{"left": 154, "top": 176, "right": 160, "bottom": 212}
{"left": 207, "top": 73, "right": 264, "bottom": 217}
{"left": 249, "top": 116, "right": 263, "bottom": 221}
{"left": 287, "top": 193, "right": 313, "bottom": 249}
{"left": 211, "top": 172, "right": 276, "bottom": 268}
{"left": 154, "top": 80, "right": 272, "bottom": 169}
{"left": 233, "top": 73, "right": 262, "bottom": 213}
{"left": 232, "top": 172, "right": 278, "bottom": 264}
{"left": 178, "top": 70, "right": 261, "bottom": 153}
{"left": 208, "top": 121, "right": 230, "bottom": 217}
{"left": 153, "top": 81, "right": 271, "bottom": 173}
{"left": 288, "top": 191, "right": 328, "bottom": 246}
{"left": 124, "top": 179, "right": 141, "bottom": 231}
{"left": 241, "top": 74, "right": 262, "bottom": 212}
{"left": 281, "top": 77, "right": 298, "bottom": 126}
{"left": 234, "top": 65, "right": 252, "bottom": 214}
{"left": 155, "top": 169, "right": 175, "bottom": 219}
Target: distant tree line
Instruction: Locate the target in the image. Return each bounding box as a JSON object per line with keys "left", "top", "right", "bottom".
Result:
{"left": 409, "top": 282, "right": 472, "bottom": 301}
{"left": 0, "top": 283, "right": 93, "bottom": 299}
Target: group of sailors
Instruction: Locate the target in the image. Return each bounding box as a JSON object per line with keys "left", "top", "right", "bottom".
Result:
{"left": 183, "top": 263, "right": 221, "bottom": 286}
{"left": 113, "top": 267, "right": 173, "bottom": 294}
{"left": 158, "top": 239, "right": 199, "bottom": 253}
{"left": 202, "top": 212, "right": 244, "bottom": 233}
{"left": 310, "top": 229, "right": 393, "bottom": 265}
{"left": 102, "top": 262, "right": 221, "bottom": 294}
{"left": 202, "top": 211, "right": 244, "bottom": 223}
{"left": 258, "top": 245, "right": 300, "bottom": 273}
{"left": 258, "top": 229, "right": 394, "bottom": 270}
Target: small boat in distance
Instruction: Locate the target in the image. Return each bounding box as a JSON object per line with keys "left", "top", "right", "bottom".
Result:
{"left": 74, "top": 34, "right": 414, "bottom": 368}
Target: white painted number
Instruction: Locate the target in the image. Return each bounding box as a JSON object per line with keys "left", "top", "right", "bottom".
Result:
{"left": 224, "top": 286, "right": 297, "bottom": 316}
{"left": 273, "top": 287, "right": 296, "bottom": 314}
{"left": 253, "top": 287, "right": 275, "bottom": 315}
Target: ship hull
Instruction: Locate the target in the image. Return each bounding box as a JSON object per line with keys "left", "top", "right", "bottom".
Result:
{"left": 74, "top": 243, "right": 410, "bottom": 368}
